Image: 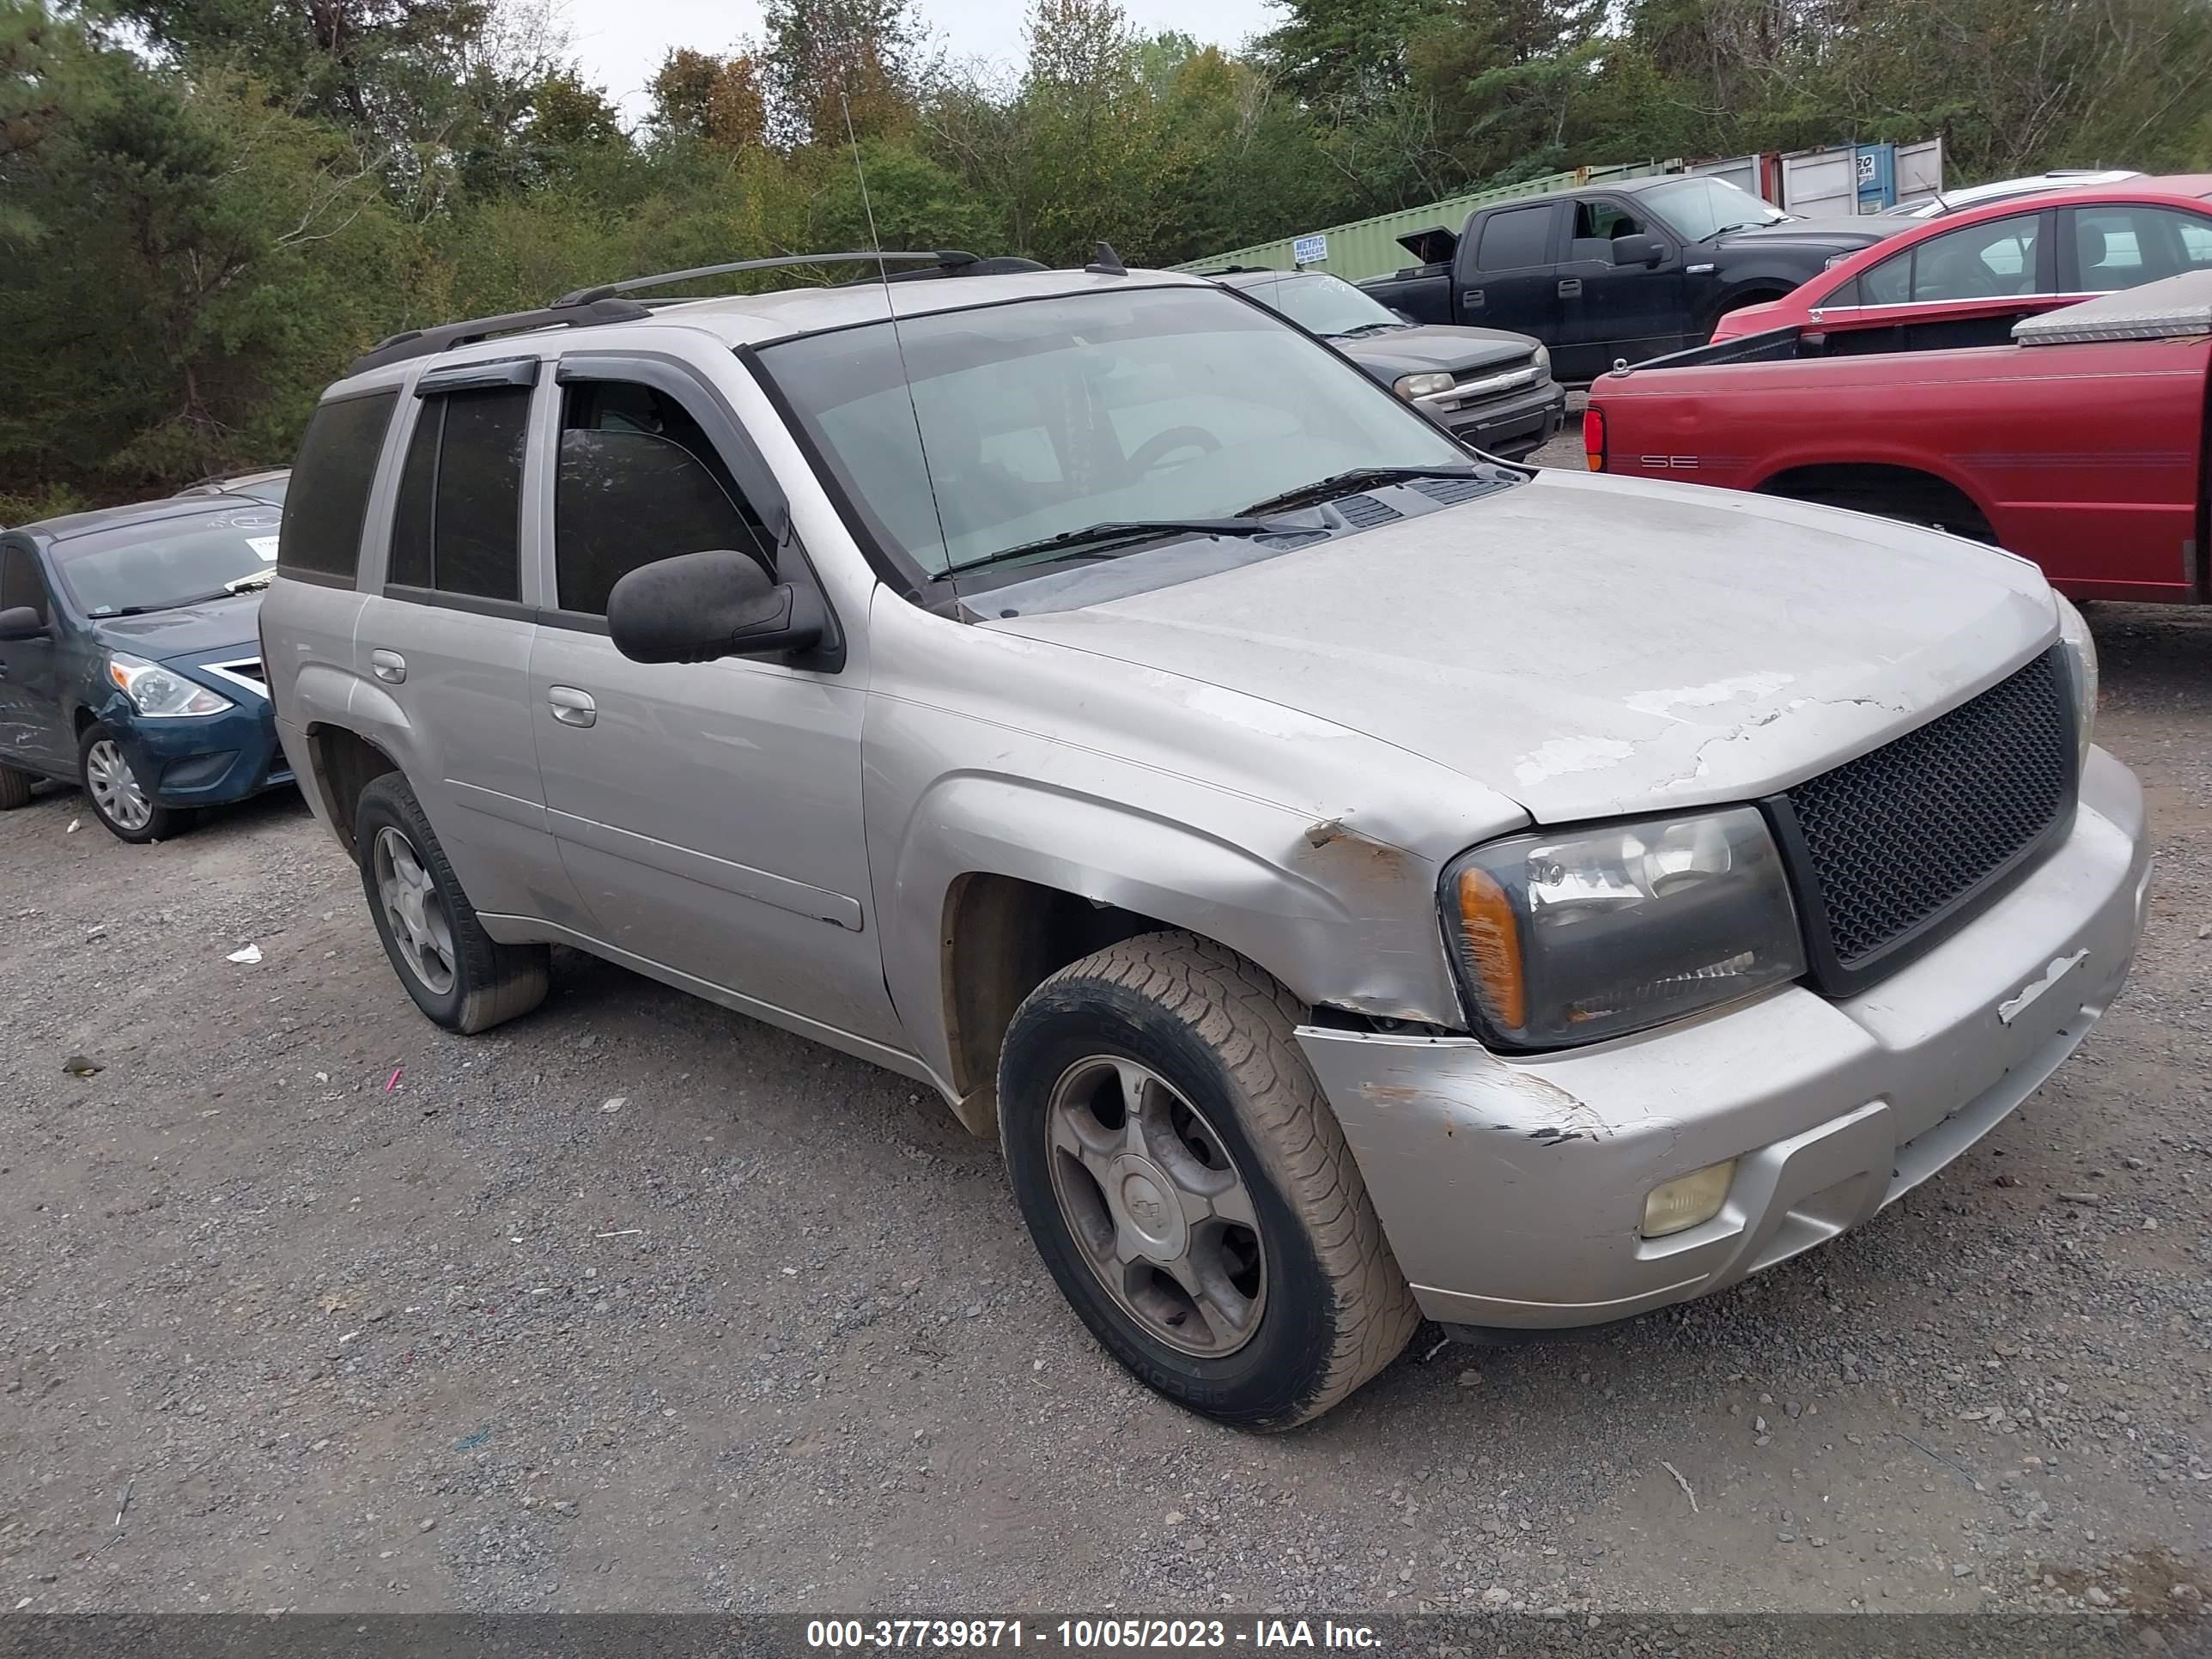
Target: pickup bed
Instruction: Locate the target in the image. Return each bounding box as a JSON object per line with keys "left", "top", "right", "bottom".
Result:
{"left": 1359, "top": 173, "right": 1897, "bottom": 382}
{"left": 1583, "top": 270, "right": 2212, "bottom": 605}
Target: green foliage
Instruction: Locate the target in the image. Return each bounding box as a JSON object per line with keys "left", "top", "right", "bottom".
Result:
{"left": 3, "top": 0, "right": 2208, "bottom": 505}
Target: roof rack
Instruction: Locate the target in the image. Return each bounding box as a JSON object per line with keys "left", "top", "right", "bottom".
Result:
{"left": 556, "top": 249, "right": 982, "bottom": 307}
{"left": 351, "top": 297, "right": 654, "bottom": 375}
{"left": 350, "top": 249, "right": 1040, "bottom": 377}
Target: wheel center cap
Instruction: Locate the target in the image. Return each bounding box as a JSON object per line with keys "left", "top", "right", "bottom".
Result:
{"left": 1110, "top": 1156, "right": 1187, "bottom": 1255}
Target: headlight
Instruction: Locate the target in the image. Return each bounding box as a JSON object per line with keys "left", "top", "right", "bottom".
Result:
{"left": 106, "top": 653, "right": 234, "bottom": 718}
{"left": 2054, "top": 594, "right": 2097, "bottom": 772}
{"left": 1530, "top": 343, "right": 1551, "bottom": 379}
{"left": 1444, "top": 805, "right": 1806, "bottom": 1048}
{"left": 1823, "top": 252, "right": 1851, "bottom": 269}
{"left": 1394, "top": 371, "right": 1455, "bottom": 400}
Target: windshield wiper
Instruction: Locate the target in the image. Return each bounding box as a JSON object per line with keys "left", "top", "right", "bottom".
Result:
{"left": 1242, "top": 465, "right": 1480, "bottom": 516}
{"left": 1333, "top": 320, "right": 1406, "bottom": 339}
{"left": 943, "top": 517, "right": 1299, "bottom": 577}
{"left": 226, "top": 568, "right": 276, "bottom": 593}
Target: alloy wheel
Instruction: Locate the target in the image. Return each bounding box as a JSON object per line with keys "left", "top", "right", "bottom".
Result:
{"left": 373, "top": 826, "right": 458, "bottom": 995}
{"left": 1043, "top": 1055, "right": 1267, "bottom": 1358}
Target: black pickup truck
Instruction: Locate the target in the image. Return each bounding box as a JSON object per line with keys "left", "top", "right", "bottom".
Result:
{"left": 1360, "top": 173, "right": 1904, "bottom": 382}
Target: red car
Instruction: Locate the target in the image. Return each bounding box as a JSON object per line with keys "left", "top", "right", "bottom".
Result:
{"left": 1712, "top": 174, "right": 2212, "bottom": 343}
{"left": 1583, "top": 268, "right": 2212, "bottom": 605}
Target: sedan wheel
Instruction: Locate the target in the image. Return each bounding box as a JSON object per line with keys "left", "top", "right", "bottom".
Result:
{"left": 86, "top": 738, "right": 151, "bottom": 831}
{"left": 78, "top": 724, "right": 182, "bottom": 843}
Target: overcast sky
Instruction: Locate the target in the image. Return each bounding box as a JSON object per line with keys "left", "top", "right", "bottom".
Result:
{"left": 562, "top": 0, "right": 1283, "bottom": 120}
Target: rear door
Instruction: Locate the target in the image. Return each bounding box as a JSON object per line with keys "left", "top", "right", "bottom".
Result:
{"left": 1455, "top": 200, "right": 1565, "bottom": 349}
{"left": 352, "top": 360, "right": 584, "bottom": 927}
{"left": 0, "top": 540, "right": 66, "bottom": 773}
{"left": 528, "top": 355, "right": 898, "bottom": 1047}
{"left": 1551, "top": 194, "right": 1687, "bottom": 379}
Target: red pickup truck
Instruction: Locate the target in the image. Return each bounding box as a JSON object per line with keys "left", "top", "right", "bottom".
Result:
{"left": 1583, "top": 270, "right": 2212, "bottom": 604}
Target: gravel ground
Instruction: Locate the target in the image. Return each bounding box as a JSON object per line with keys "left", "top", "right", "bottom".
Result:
{"left": 2, "top": 509, "right": 2208, "bottom": 1616}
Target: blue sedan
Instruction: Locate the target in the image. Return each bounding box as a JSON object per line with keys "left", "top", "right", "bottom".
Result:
{"left": 0, "top": 495, "right": 294, "bottom": 842}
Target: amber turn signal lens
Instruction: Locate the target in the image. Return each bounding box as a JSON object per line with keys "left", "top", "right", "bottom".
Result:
{"left": 1455, "top": 866, "right": 1527, "bottom": 1033}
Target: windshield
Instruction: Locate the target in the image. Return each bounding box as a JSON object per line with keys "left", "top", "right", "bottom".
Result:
{"left": 1638, "top": 177, "right": 1789, "bottom": 240}
{"left": 50, "top": 506, "right": 283, "bottom": 616}
{"left": 759, "top": 285, "right": 1471, "bottom": 576}
{"left": 1230, "top": 271, "right": 1401, "bottom": 337}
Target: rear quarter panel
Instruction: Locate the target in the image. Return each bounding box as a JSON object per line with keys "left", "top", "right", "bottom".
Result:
{"left": 1592, "top": 339, "right": 2209, "bottom": 601}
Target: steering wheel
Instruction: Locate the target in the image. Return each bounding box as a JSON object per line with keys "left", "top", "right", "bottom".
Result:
{"left": 1128, "top": 426, "right": 1222, "bottom": 473}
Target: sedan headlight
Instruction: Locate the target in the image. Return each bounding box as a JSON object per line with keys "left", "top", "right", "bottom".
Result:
{"left": 106, "top": 653, "right": 234, "bottom": 718}
{"left": 1393, "top": 371, "right": 1455, "bottom": 400}
{"left": 2054, "top": 593, "right": 2097, "bottom": 771}
{"left": 1445, "top": 806, "right": 1805, "bottom": 1048}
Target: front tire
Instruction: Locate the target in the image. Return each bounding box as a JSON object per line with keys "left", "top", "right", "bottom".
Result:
{"left": 355, "top": 772, "right": 548, "bottom": 1033}
{"left": 1000, "top": 932, "right": 1419, "bottom": 1430}
{"left": 80, "top": 724, "right": 185, "bottom": 842}
{"left": 0, "top": 763, "right": 32, "bottom": 811}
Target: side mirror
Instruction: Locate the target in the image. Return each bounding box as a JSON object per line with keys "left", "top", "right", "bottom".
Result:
{"left": 0, "top": 605, "right": 46, "bottom": 641}
{"left": 1613, "top": 234, "right": 1666, "bottom": 269}
{"left": 606, "top": 550, "right": 824, "bottom": 665}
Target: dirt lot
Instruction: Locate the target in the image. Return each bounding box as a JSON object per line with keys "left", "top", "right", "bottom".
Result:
{"left": 3, "top": 563, "right": 2209, "bottom": 1613}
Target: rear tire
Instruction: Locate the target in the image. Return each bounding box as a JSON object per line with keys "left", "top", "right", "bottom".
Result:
{"left": 0, "top": 764, "right": 32, "bottom": 811}
{"left": 355, "top": 772, "right": 549, "bottom": 1033}
{"left": 999, "top": 931, "right": 1419, "bottom": 1430}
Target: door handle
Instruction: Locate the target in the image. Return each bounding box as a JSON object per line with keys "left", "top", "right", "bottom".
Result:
{"left": 1558, "top": 277, "right": 1583, "bottom": 298}
{"left": 370, "top": 648, "right": 406, "bottom": 684}
{"left": 547, "top": 685, "right": 597, "bottom": 727}
{"left": 1461, "top": 289, "right": 1485, "bottom": 310}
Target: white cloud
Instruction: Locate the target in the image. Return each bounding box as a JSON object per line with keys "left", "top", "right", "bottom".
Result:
{"left": 561, "top": 0, "right": 1282, "bottom": 120}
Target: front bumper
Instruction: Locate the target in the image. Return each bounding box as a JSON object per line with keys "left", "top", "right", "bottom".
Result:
{"left": 104, "top": 696, "right": 292, "bottom": 808}
{"left": 1297, "top": 746, "right": 2150, "bottom": 1330}
{"left": 1435, "top": 380, "right": 1569, "bottom": 459}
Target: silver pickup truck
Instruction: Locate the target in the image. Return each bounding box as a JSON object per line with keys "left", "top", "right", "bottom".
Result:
{"left": 260, "top": 251, "right": 2150, "bottom": 1429}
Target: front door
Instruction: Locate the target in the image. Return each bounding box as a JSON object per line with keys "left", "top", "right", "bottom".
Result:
{"left": 0, "top": 541, "right": 66, "bottom": 774}
{"left": 529, "top": 362, "right": 897, "bottom": 1048}
{"left": 1552, "top": 195, "right": 1685, "bottom": 380}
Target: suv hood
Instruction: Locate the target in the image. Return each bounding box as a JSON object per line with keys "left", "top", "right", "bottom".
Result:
{"left": 989, "top": 470, "right": 2057, "bottom": 823}
{"left": 1333, "top": 325, "right": 1534, "bottom": 380}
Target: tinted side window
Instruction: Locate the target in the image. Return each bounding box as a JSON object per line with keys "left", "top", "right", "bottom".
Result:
{"left": 384, "top": 386, "right": 528, "bottom": 602}
{"left": 1859, "top": 252, "right": 1909, "bottom": 306}
{"left": 279, "top": 390, "right": 398, "bottom": 580}
{"left": 2074, "top": 205, "right": 2212, "bottom": 290}
{"left": 1909, "top": 214, "right": 2042, "bottom": 301}
{"left": 2, "top": 544, "right": 49, "bottom": 622}
{"left": 554, "top": 381, "right": 774, "bottom": 617}
{"left": 1478, "top": 206, "right": 1553, "bottom": 271}
{"left": 387, "top": 401, "right": 438, "bottom": 589}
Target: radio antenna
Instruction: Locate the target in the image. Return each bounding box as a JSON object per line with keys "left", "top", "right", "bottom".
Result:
{"left": 842, "top": 90, "right": 951, "bottom": 574}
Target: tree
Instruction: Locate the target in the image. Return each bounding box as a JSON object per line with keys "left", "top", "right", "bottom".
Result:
{"left": 760, "top": 0, "right": 926, "bottom": 144}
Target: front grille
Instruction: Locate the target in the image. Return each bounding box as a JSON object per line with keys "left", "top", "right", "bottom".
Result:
{"left": 1780, "top": 647, "right": 2073, "bottom": 981}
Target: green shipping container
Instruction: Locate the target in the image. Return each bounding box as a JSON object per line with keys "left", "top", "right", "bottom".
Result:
{"left": 1170, "top": 161, "right": 1685, "bottom": 284}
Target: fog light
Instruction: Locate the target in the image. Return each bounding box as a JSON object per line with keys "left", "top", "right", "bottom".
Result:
{"left": 1641, "top": 1159, "right": 1737, "bottom": 1238}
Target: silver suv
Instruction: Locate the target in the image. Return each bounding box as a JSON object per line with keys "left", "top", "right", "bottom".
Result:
{"left": 262, "top": 251, "right": 2150, "bottom": 1429}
